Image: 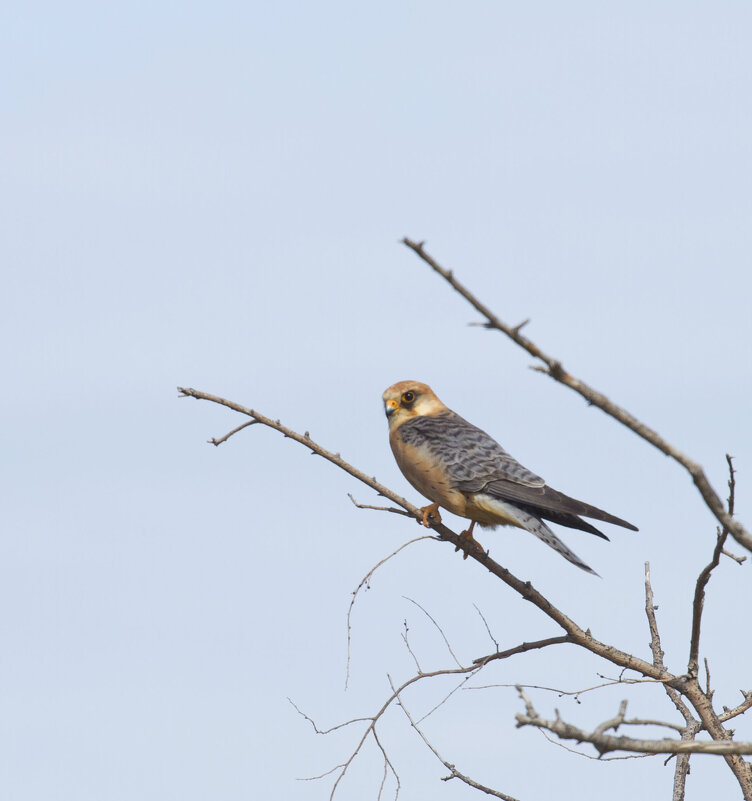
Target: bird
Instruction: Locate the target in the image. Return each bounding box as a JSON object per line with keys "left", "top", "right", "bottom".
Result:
{"left": 382, "top": 380, "right": 637, "bottom": 574}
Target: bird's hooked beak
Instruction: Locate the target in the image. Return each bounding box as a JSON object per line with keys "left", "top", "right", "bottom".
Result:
{"left": 384, "top": 398, "right": 399, "bottom": 417}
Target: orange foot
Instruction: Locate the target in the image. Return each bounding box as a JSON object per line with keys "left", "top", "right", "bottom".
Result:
{"left": 419, "top": 503, "right": 442, "bottom": 527}
{"left": 456, "top": 520, "right": 479, "bottom": 560}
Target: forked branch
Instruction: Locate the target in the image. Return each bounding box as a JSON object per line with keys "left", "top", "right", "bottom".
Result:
{"left": 515, "top": 689, "right": 752, "bottom": 757}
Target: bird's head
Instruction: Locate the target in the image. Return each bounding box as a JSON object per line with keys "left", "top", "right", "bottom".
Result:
{"left": 382, "top": 381, "right": 445, "bottom": 428}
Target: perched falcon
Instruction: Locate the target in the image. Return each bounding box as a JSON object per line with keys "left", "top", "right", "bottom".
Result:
{"left": 382, "top": 380, "right": 637, "bottom": 574}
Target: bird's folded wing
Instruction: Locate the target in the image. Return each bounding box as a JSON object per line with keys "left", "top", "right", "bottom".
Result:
{"left": 476, "top": 479, "right": 638, "bottom": 532}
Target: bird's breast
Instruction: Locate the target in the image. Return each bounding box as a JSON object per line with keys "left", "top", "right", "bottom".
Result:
{"left": 389, "top": 429, "right": 468, "bottom": 517}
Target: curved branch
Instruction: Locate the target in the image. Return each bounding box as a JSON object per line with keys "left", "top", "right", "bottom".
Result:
{"left": 401, "top": 238, "right": 751, "bottom": 553}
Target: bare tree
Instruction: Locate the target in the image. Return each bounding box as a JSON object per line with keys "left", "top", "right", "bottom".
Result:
{"left": 180, "top": 240, "right": 751, "bottom": 800}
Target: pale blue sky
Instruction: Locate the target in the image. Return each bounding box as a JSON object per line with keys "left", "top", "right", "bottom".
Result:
{"left": 2, "top": 3, "right": 751, "bottom": 800}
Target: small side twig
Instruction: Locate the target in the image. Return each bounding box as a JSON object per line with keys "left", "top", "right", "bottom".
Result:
{"left": 402, "top": 596, "right": 463, "bottom": 669}
{"left": 721, "top": 548, "right": 747, "bottom": 565}
{"left": 472, "top": 603, "right": 500, "bottom": 653}
{"left": 345, "top": 536, "right": 432, "bottom": 689}
{"left": 209, "top": 419, "right": 257, "bottom": 445}
{"left": 720, "top": 691, "right": 752, "bottom": 723}
{"left": 348, "top": 493, "right": 414, "bottom": 518}
{"left": 688, "top": 456, "right": 736, "bottom": 679}
{"left": 472, "top": 636, "right": 572, "bottom": 666}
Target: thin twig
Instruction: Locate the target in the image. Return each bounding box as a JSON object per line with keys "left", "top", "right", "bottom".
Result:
{"left": 348, "top": 493, "right": 414, "bottom": 518}
{"left": 721, "top": 548, "right": 747, "bottom": 565}
{"left": 473, "top": 603, "right": 500, "bottom": 653}
{"left": 208, "top": 419, "right": 257, "bottom": 446}
{"left": 401, "top": 619, "right": 423, "bottom": 674}
{"left": 345, "top": 536, "right": 432, "bottom": 689}
{"left": 389, "top": 675, "right": 521, "bottom": 801}
{"left": 468, "top": 675, "right": 663, "bottom": 699}
{"left": 402, "top": 597, "right": 463, "bottom": 669}
{"left": 287, "top": 698, "right": 372, "bottom": 735}
{"left": 688, "top": 456, "right": 736, "bottom": 678}
{"left": 371, "top": 727, "right": 401, "bottom": 801}
{"left": 416, "top": 673, "right": 476, "bottom": 725}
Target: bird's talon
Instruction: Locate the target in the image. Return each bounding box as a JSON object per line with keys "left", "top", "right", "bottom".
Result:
{"left": 419, "top": 503, "right": 442, "bottom": 527}
{"left": 460, "top": 520, "right": 477, "bottom": 543}
{"left": 454, "top": 521, "right": 481, "bottom": 559}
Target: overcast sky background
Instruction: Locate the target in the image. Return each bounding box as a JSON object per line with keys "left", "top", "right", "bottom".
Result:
{"left": 3, "top": 3, "right": 752, "bottom": 800}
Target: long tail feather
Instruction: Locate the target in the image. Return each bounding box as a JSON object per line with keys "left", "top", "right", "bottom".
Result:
{"left": 473, "top": 494, "right": 598, "bottom": 575}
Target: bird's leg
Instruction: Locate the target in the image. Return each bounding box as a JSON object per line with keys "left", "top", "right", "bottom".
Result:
{"left": 456, "top": 520, "right": 480, "bottom": 560}
{"left": 460, "top": 520, "right": 477, "bottom": 541}
{"left": 419, "top": 503, "right": 442, "bottom": 527}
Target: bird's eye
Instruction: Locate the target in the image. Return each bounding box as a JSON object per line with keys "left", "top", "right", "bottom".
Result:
{"left": 401, "top": 391, "right": 415, "bottom": 404}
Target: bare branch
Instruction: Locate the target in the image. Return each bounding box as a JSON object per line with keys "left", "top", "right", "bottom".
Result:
{"left": 644, "top": 562, "right": 665, "bottom": 669}
{"left": 682, "top": 678, "right": 752, "bottom": 795}
{"left": 416, "top": 674, "right": 476, "bottom": 725}
{"left": 472, "top": 636, "right": 572, "bottom": 666}
{"left": 348, "top": 493, "right": 414, "bottom": 518}
{"left": 705, "top": 658, "right": 712, "bottom": 697}
{"left": 178, "top": 387, "right": 462, "bottom": 545}
{"left": 401, "top": 618, "right": 423, "bottom": 674}
{"left": 294, "top": 653, "right": 487, "bottom": 798}
{"left": 593, "top": 699, "right": 629, "bottom": 738}
{"left": 515, "top": 688, "right": 752, "bottom": 757}
{"left": 671, "top": 721, "right": 703, "bottom": 801}
{"left": 722, "top": 548, "right": 747, "bottom": 565}
{"left": 287, "top": 698, "right": 372, "bottom": 736}
{"left": 720, "top": 691, "right": 752, "bottom": 723}
{"left": 336, "top": 665, "right": 483, "bottom": 795}
{"left": 472, "top": 604, "right": 500, "bottom": 653}
{"left": 400, "top": 239, "right": 752, "bottom": 553}
{"left": 208, "top": 419, "right": 257, "bottom": 446}
{"left": 644, "top": 566, "right": 695, "bottom": 724}
{"left": 645, "top": 562, "right": 702, "bottom": 800}
{"left": 402, "top": 597, "right": 463, "bottom": 669}
{"left": 371, "top": 727, "right": 401, "bottom": 800}
{"left": 469, "top": 675, "right": 664, "bottom": 700}
{"left": 346, "top": 536, "right": 432, "bottom": 689}
{"left": 389, "top": 675, "right": 521, "bottom": 801}
{"left": 688, "top": 456, "right": 736, "bottom": 678}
